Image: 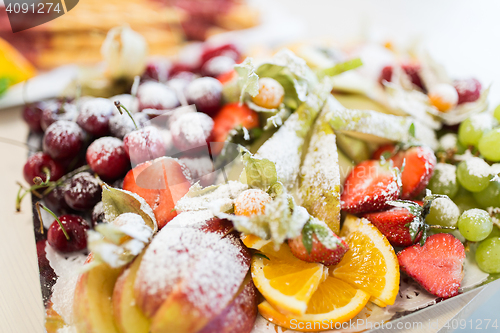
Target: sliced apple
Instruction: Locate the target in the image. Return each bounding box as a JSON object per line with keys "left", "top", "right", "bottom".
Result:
{"left": 112, "top": 252, "right": 150, "bottom": 333}
{"left": 73, "top": 254, "right": 123, "bottom": 333}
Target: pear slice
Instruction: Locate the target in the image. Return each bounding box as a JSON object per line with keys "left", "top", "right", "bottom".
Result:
{"left": 338, "top": 149, "right": 354, "bottom": 186}
{"left": 325, "top": 97, "right": 438, "bottom": 149}
{"left": 299, "top": 98, "right": 341, "bottom": 234}
{"left": 335, "top": 132, "right": 370, "bottom": 164}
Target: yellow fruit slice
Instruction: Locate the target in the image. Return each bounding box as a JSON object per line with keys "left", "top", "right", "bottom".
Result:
{"left": 251, "top": 242, "right": 325, "bottom": 315}
{"left": 0, "top": 38, "right": 36, "bottom": 86}
{"left": 258, "top": 276, "right": 370, "bottom": 332}
{"left": 241, "top": 234, "right": 270, "bottom": 250}
{"left": 332, "top": 215, "right": 399, "bottom": 306}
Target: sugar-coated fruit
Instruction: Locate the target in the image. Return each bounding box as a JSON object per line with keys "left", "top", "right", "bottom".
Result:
{"left": 137, "top": 81, "right": 180, "bottom": 111}
{"left": 44, "top": 181, "right": 73, "bottom": 214}
{"left": 64, "top": 172, "right": 102, "bottom": 211}
{"left": 251, "top": 77, "right": 285, "bottom": 109}
{"left": 91, "top": 201, "right": 105, "bottom": 226}
{"left": 456, "top": 158, "right": 491, "bottom": 193}
{"left": 86, "top": 137, "right": 130, "bottom": 180}
{"left": 475, "top": 237, "right": 500, "bottom": 274}
{"left": 40, "top": 100, "right": 78, "bottom": 131}
{"left": 43, "top": 120, "right": 85, "bottom": 160}
{"left": 427, "top": 163, "right": 459, "bottom": 199}
{"left": 454, "top": 78, "right": 482, "bottom": 105}
{"left": 170, "top": 112, "right": 214, "bottom": 153}
{"left": 77, "top": 98, "right": 116, "bottom": 137}
{"left": 201, "top": 55, "right": 235, "bottom": 78}
{"left": 47, "top": 214, "right": 89, "bottom": 253}
{"left": 123, "top": 126, "right": 166, "bottom": 165}
{"left": 179, "top": 156, "right": 215, "bottom": 187}
{"left": 234, "top": 189, "right": 271, "bottom": 217}
{"left": 472, "top": 180, "right": 500, "bottom": 209}
{"left": 23, "top": 152, "right": 65, "bottom": 184}
{"left": 109, "top": 112, "right": 149, "bottom": 139}
{"left": 22, "top": 103, "right": 44, "bottom": 132}
{"left": 457, "top": 208, "right": 493, "bottom": 242}
{"left": 428, "top": 83, "right": 458, "bottom": 112}
{"left": 186, "top": 77, "right": 223, "bottom": 116}
{"left": 458, "top": 113, "right": 494, "bottom": 147}
{"left": 478, "top": 128, "right": 500, "bottom": 162}
{"left": 426, "top": 197, "right": 460, "bottom": 230}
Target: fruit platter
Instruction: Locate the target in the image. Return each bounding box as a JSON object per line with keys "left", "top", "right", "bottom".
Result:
{"left": 17, "top": 27, "right": 500, "bottom": 333}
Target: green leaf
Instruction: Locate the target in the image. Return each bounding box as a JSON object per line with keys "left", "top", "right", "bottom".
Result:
{"left": 321, "top": 58, "right": 363, "bottom": 77}
{"left": 409, "top": 123, "right": 416, "bottom": 138}
{"left": 0, "top": 78, "right": 9, "bottom": 97}
{"left": 240, "top": 147, "right": 278, "bottom": 191}
{"left": 235, "top": 58, "right": 259, "bottom": 103}
{"left": 308, "top": 217, "right": 344, "bottom": 250}
{"left": 254, "top": 252, "right": 270, "bottom": 260}
{"left": 301, "top": 221, "right": 314, "bottom": 254}
{"left": 387, "top": 199, "right": 423, "bottom": 217}
{"left": 101, "top": 185, "right": 157, "bottom": 232}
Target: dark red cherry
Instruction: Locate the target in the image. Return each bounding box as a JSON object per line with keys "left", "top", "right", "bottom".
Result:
{"left": 402, "top": 63, "right": 425, "bottom": 91}
{"left": 22, "top": 103, "right": 44, "bottom": 132}
{"left": 44, "top": 182, "right": 73, "bottom": 214}
{"left": 64, "top": 172, "right": 102, "bottom": 211}
{"left": 201, "top": 43, "right": 240, "bottom": 64}
{"left": 123, "top": 126, "right": 166, "bottom": 165}
{"left": 201, "top": 56, "right": 235, "bottom": 77}
{"left": 109, "top": 112, "right": 149, "bottom": 139}
{"left": 185, "top": 77, "right": 222, "bottom": 116}
{"left": 42, "top": 120, "right": 84, "bottom": 160}
{"left": 40, "top": 100, "right": 78, "bottom": 131}
{"left": 76, "top": 98, "right": 116, "bottom": 137}
{"left": 86, "top": 137, "right": 130, "bottom": 180}
{"left": 170, "top": 112, "right": 214, "bottom": 153}
{"left": 142, "top": 59, "right": 170, "bottom": 82}
{"left": 454, "top": 78, "right": 482, "bottom": 104}
{"left": 47, "top": 214, "right": 89, "bottom": 253}
{"left": 23, "top": 152, "right": 65, "bottom": 184}
{"left": 137, "top": 81, "right": 180, "bottom": 111}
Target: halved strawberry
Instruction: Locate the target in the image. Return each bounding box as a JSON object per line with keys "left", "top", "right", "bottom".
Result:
{"left": 397, "top": 233, "right": 465, "bottom": 298}
{"left": 340, "top": 160, "right": 400, "bottom": 214}
{"left": 372, "top": 145, "right": 436, "bottom": 199}
{"left": 211, "top": 103, "right": 259, "bottom": 155}
{"left": 363, "top": 205, "right": 423, "bottom": 247}
{"left": 123, "top": 157, "right": 192, "bottom": 229}
{"left": 288, "top": 219, "right": 349, "bottom": 266}
{"left": 400, "top": 146, "right": 436, "bottom": 199}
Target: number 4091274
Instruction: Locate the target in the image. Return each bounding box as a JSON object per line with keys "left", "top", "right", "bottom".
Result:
{"left": 5, "top": 2, "right": 61, "bottom": 14}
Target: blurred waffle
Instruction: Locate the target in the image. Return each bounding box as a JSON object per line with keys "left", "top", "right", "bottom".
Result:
{"left": 0, "top": 0, "right": 259, "bottom": 69}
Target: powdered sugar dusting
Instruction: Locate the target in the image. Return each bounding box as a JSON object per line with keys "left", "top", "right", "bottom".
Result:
{"left": 433, "top": 163, "right": 457, "bottom": 187}
{"left": 135, "top": 226, "right": 249, "bottom": 317}
{"left": 165, "top": 210, "right": 215, "bottom": 230}
{"left": 45, "top": 243, "right": 87, "bottom": 325}
{"left": 45, "top": 121, "right": 84, "bottom": 146}
{"left": 439, "top": 133, "right": 458, "bottom": 151}
{"left": 186, "top": 77, "right": 222, "bottom": 101}
{"left": 234, "top": 189, "right": 271, "bottom": 215}
{"left": 78, "top": 98, "right": 116, "bottom": 124}
{"left": 256, "top": 111, "right": 303, "bottom": 189}
{"left": 465, "top": 157, "right": 491, "bottom": 178}
{"left": 175, "top": 181, "right": 248, "bottom": 212}
{"left": 87, "top": 137, "right": 125, "bottom": 168}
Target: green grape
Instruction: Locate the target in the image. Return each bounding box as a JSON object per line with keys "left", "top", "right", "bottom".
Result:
{"left": 457, "top": 208, "right": 493, "bottom": 241}
{"left": 453, "top": 187, "right": 479, "bottom": 213}
{"left": 478, "top": 128, "right": 500, "bottom": 162}
{"left": 488, "top": 225, "right": 500, "bottom": 239}
{"left": 456, "top": 141, "right": 467, "bottom": 154}
{"left": 458, "top": 114, "right": 493, "bottom": 147}
{"left": 494, "top": 104, "right": 500, "bottom": 122}
{"left": 456, "top": 157, "right": 492, "bottom": 192}
{"left": 426, "top": 197, "right": 460, "bottom": 231}
{"left": 472, "top": 180, "right": 500, "bottom": 209}
{"left": 427, "top": 163, "right": 459, "bottom": 198}
{"left": 475, "top": 237, "right": 500, "bottom": 273}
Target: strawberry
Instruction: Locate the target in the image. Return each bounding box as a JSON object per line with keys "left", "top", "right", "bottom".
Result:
{"left": 372, "top": 145, "right": 436, "bottom": 199}
{"left": 363, "top": 205, "right": 423, "bottom": 247}
{"left": 397, "top": 233, "right": 465, "bottom": 298}
{"left": 288, "top": 219, "right": 349, "bottom": 266}
{"left": 211, "top": 103, "right": 259, "bottom": 155}
{"left": 341, "top": 160, "right": 401, "bottom": 214}
{"left": 400, "top": 146, "right": 436, "bottom": 199}
{"left": 122, "top": 157, "right": 192, "bottom": 229}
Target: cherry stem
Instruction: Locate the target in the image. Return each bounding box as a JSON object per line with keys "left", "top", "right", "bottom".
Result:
{"left": 37, "top": 202, "right": 70, "bottom": 240}
{"left": 114, "top": 100, "right": 138, "bottom": 130}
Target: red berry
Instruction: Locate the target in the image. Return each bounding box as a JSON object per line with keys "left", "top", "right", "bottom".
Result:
{"left": 123, "top": 126, "right": 166, "bottom": 165}
{"left": 170, "top": 112, "right": 214, "bottom": 153}
{"left": 399, "top": 146, "right": 436, "bottom": 199}
{"left": 23, "top": 152, "right": 65, "bottom": 184}
{"left": 109, "top": 112, "right": 149, "bottom": 139}
{"left": 43, "top": 120, "right": 85, "bottom": 160}
{"left": 186, "top": 77, "right": 223, "bottom": 116}
{"left": 64, "top": 172, "right": 102, "bottom": 211}
{"left": 211, "top": 103, "right": 259, "bottom": 154}
{"left": 86, "top": 137, "right": 130, "bottom": 180}
{"left": 22, "top": 103, "right": 43, "bottom": 132}
{"left": 378, "top": 65, "right": 393, "bottom": 85}
{"left": 454, "top": 78, "right": 482, "bottom": 104}
{"left": 44, "top": 182, "right": 73, "bottom": 214}
{"left": 363, "top": 206, "right": 423, "bottom": 247}
{"left": 169, "top": 63, "right": 198, "bottom": 77}
{"left": 142, "top": 59, "right": 170, "bottom": 82}
{"left": 137, "top": 81, "right": 180, "bottom": 111}
{"left": 201, "top": 43, "right": 240, "bottom": 64}
{"left": 201, "top": 55, "right": 235, "bottom": 77}
{"left": 397, "top": 233, "right": 465, "bottom": 298}
{"left": 288, "top": 225, "right": 349, "bottom": 266}
{"left": 40, "top": 101, "right": 78, "bottom": 131}
{"left": 76, "top": 98, "right": 116, "bottom": 137}
{"left": 341, "top": 160, "right": 400, "bottom": 214}
{"left": 402, "top": 63, "right": 425, "bottom": 91}
{"left": 47, "top": 214, "right": 89, "bottom": 253}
